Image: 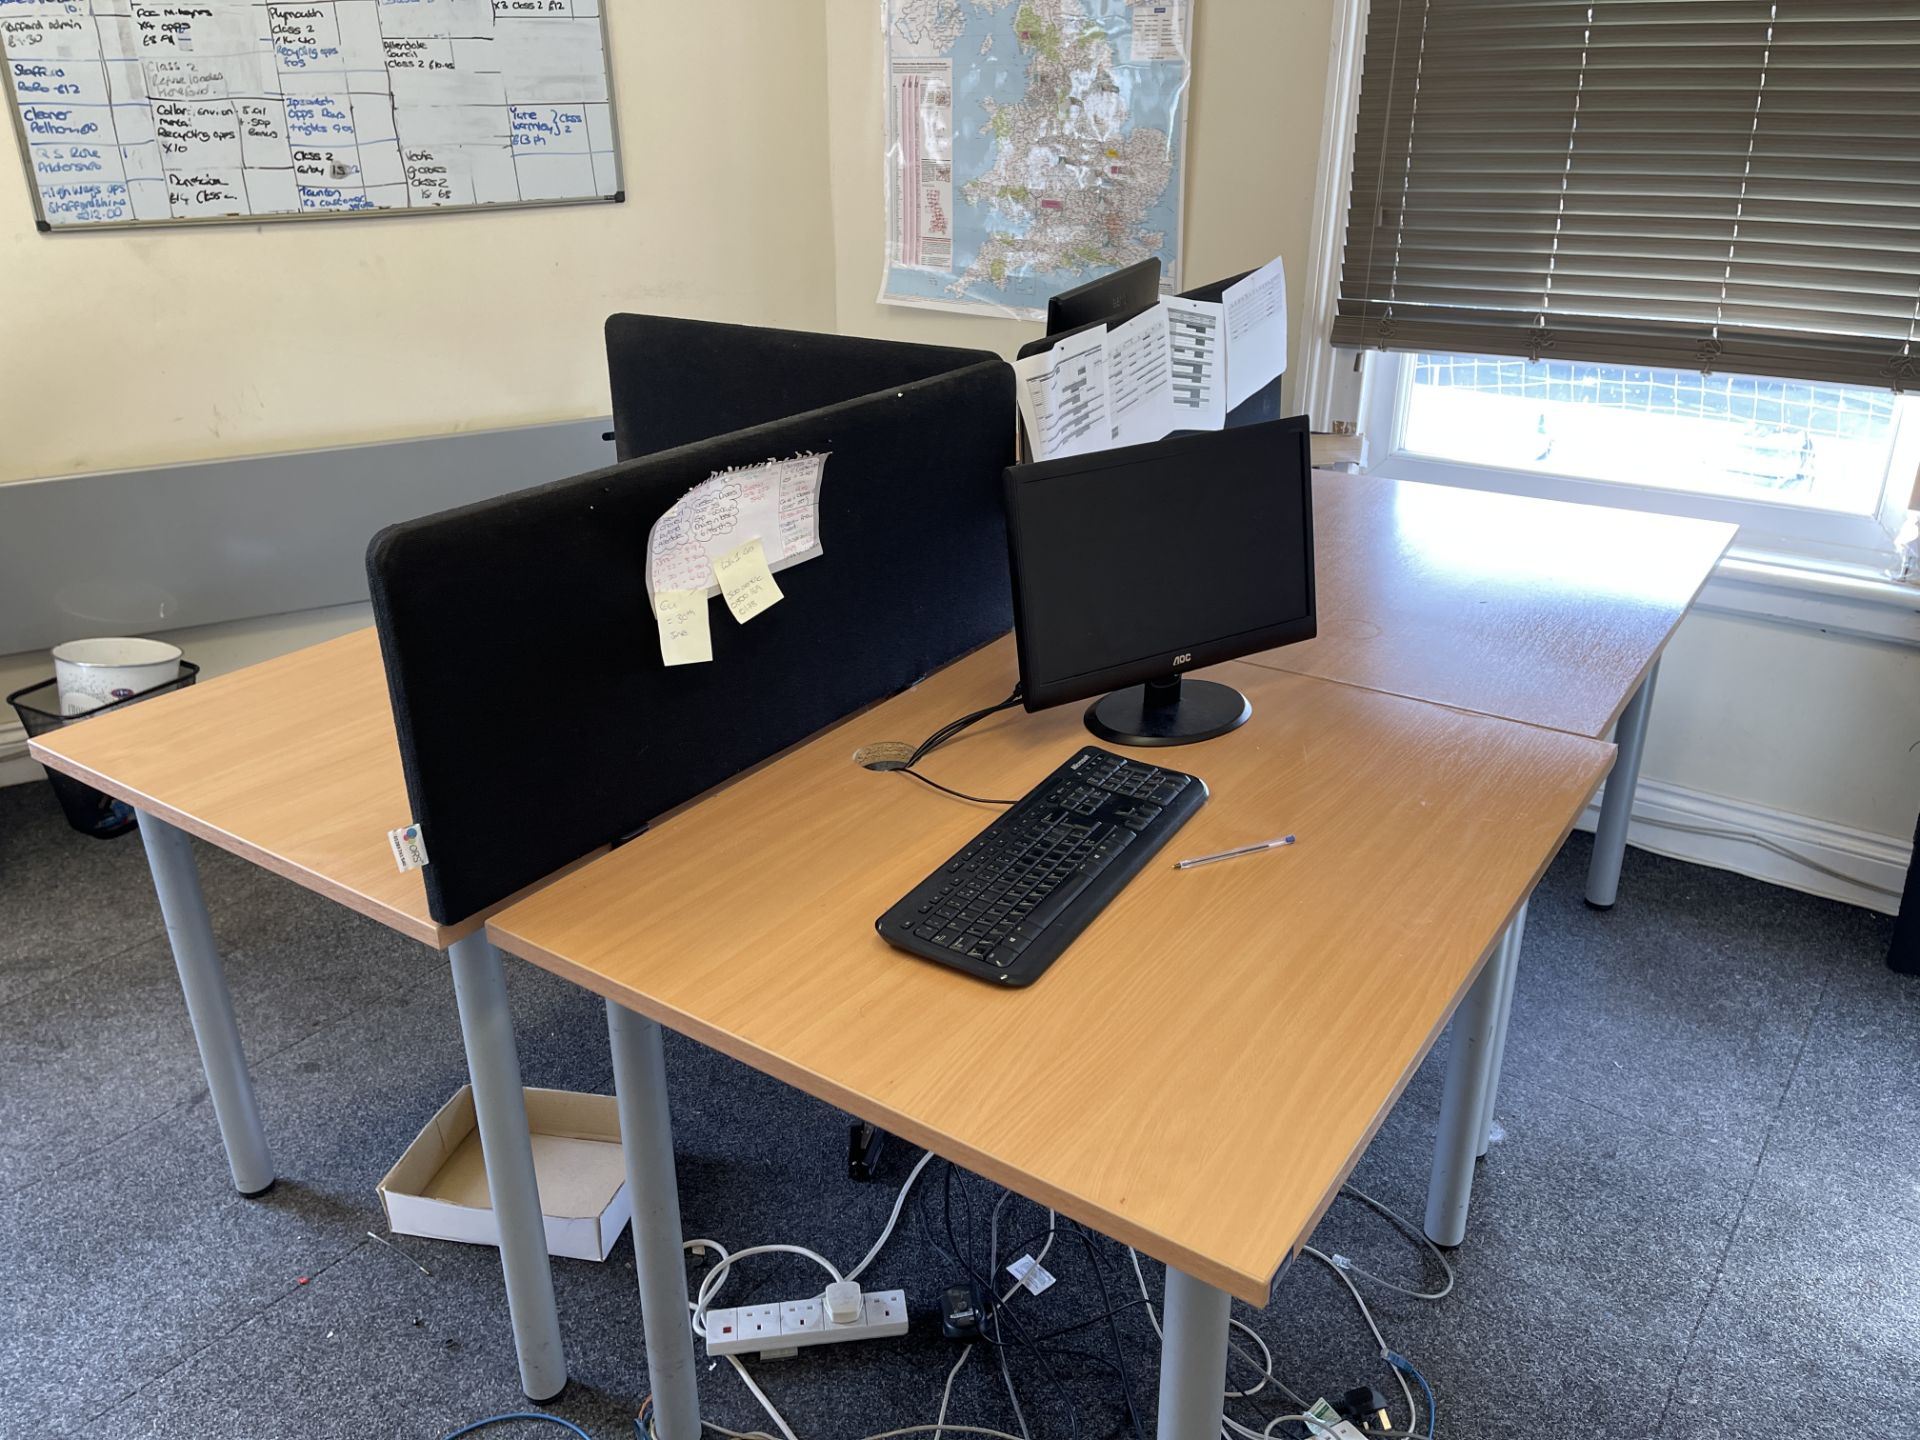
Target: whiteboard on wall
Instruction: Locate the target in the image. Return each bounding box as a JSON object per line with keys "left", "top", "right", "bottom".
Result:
{"left": 0, "top": 0, "right": 622, "bottom": 231}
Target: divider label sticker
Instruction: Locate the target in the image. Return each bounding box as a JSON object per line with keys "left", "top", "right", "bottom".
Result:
{"left": 388, "top": 823, "right": 430, "bottom": 872}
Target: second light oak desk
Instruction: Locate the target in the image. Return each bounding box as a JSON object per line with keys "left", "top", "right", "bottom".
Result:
{"left": 486, "top": 638, "right": 1615, "bottom": 1439}
{"left": 1244, "top": 471, "right": 1736, "bottom": 906}
{"left": 27, "top": 627, "right": 583, "bottom": 1401}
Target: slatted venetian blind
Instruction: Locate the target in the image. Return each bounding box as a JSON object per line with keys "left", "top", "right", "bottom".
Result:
{"left": 1332, "top": 1, "right": 1920, "bottom": 390}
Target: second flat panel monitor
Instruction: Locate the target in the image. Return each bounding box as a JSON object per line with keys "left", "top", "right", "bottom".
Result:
{"left": 1045, "top": 258, "right": 1161, "bottom": 335}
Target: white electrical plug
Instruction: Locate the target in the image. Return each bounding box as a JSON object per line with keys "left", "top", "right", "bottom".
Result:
{"left": 823, "top": 1280, "right": 863, "bottom": 1325}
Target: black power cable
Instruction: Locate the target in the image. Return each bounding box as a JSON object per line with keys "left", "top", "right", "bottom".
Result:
{"left": 910, "top": 686, "right": 1024, "bottom": 765}
{"left": 930, "top": 1161, "right": 1161, "bottom": 1440}
{"left": 865, "top": 687, "right": 1026, "bottom": 807}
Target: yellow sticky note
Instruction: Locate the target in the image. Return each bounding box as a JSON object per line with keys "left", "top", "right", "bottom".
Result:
{"left": 712, "top": 536, "right": 784, "bottom": 624}
{"left": 654, "top": 589, "right": 712, "bottom": 666}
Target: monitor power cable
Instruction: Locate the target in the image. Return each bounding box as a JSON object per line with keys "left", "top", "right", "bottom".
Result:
{"left": 909, "top": 686, "right": 1025, "bottom": 766}
{"left": 866, "top": 686, "right": 1026, "bottom": 807}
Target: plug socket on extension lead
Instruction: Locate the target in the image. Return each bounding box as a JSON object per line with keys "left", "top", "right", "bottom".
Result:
{"left": 779, "top": 1296, "right": 823, "bottom": 1336}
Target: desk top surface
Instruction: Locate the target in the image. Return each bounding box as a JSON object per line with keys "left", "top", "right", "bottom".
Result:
{"left": 28, "top": 627, "right": 481, "bottom": 948}
{"left": 1243, "top": 474, "right": 1737, "bottom": 738}
{"left": 487, "top": 638, "right": 1613, "bottom": 1303}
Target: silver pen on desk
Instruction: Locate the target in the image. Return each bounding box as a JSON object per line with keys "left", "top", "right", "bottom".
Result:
{"left": 1173, "top": 834, "right": 1297, "bottom": 870}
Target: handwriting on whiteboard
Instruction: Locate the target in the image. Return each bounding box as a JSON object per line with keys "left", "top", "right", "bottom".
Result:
{"left": 0, "top": 0, "right": 620, "bottom": 228}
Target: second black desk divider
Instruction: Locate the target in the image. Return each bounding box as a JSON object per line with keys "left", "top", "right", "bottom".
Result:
{"left": 369, "top": 330, "right": 1015, "bottom": 925}
{"left": 606, "top": 313, "right": 1000, "bottom": 462}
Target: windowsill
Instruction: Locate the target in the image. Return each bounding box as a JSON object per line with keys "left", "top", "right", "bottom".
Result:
{"left": 1697, "top": 548, "right": 1919, "bottom": 645}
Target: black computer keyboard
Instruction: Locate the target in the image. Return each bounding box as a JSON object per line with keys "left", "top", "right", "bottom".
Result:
{"left": 875, "top": 746, "right": 1207, "bottom": 987}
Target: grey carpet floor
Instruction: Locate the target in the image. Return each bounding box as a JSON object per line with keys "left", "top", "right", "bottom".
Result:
{"left": 1, "top": 778, "right": 1912, "bottom": 1439}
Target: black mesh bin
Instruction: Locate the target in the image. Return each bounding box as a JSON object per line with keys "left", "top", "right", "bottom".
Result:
{"left": 8, "top": 662, "right": 200, "bottom": 839}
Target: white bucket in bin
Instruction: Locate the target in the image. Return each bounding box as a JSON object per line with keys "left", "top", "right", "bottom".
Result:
{"left": 52, "top": 638, "right": 183, "bottom": 716}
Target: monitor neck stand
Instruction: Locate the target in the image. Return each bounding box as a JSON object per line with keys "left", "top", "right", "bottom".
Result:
{"left": 1084, "top": 673, "right": 1252, "bottom": 748}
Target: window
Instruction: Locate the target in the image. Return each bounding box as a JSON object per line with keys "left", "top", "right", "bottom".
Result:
{"left": 1363, "top": 349, "right": 1917, "bottom": 564}
{"left": 1402, "top": 356, "right": 1900, "bottom": 513}
{"left": 1322, "top": 1, "right": 1920, "bottom": 572}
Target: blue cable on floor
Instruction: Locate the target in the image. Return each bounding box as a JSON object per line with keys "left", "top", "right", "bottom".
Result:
{"left": 438, "top": 1412, "right": 595, "bottom": 1440}
{"left": 1385, "top": 1351, "right": 1436, "bottom": 1438}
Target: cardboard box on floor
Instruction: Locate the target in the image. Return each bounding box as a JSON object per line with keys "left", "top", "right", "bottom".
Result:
{"left": 378, "top": 1086, "right": 631, "bottom": 1262}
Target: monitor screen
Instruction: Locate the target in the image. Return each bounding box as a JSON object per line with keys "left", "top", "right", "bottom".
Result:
{"left": 1004, "top": 417, "right": 1315, "bottom": 712}
{"left": 1045, "top": 257, "right": 1162, "bottom": 335}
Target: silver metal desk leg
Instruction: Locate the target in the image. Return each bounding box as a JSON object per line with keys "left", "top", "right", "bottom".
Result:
{"left": 1425, "top": 929, "right": 1509, "bottom": 1247}
{"left": 1475, "top": 899, "right": 1529, "bottom": 1159}
{"left": 447, "top": 933, "right": 566, "bottom": 1402}
{"left": 137, "top": 814, "right": 274, "bottom": 1196}
{"left": 1156, "top": 1264, "right": 1231, "bottom": 1440}
{"left": 1587, "top": 659, "right": 1660, "bottom": 909}
{"left": 608, "top": 1002, "right": 699, "bottom": 1440}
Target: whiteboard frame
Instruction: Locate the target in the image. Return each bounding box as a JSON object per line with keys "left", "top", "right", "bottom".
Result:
{"left": 1, "top": 6, "right": 626, "bottom": 234}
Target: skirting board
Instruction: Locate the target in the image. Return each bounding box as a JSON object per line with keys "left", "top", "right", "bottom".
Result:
{"left": 0, "top": 743, "right": 38, "bottom": 790}
{"left": 1575, "top": 775, "right": 1910, "bottom": 916}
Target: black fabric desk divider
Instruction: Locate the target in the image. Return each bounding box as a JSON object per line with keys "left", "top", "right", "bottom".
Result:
{"left": 606, "top": 313, "right": 998, "bottom": 462}
{"left": 369, "top": 339, "right": 1015, "bottom": 925}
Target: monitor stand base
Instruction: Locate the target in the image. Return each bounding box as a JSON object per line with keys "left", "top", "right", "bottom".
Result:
{"left": 1084, "top": 676, "right": 1251, "bottom": 748}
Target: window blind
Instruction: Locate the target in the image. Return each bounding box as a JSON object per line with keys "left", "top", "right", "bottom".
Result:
{"left": 1332, "top": 1, "right": 1920, "bottom": 391}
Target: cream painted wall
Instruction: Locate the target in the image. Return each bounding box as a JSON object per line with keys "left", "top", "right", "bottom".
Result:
{"left": 0, "top": 5, "right": 836, "bottom": 485}
{"left": 1640, "top": 611, "right": 1920, "bottom": 844}
{"left": 825, "top": 0, "right": 1336, "bottom": 381}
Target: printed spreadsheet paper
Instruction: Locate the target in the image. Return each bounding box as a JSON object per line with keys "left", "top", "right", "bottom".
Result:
{"left": 0, "top": 0, "right": 620, "bottom": 230}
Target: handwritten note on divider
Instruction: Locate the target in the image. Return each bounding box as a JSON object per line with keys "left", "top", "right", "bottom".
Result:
{"left": 645, "top": 453, "right": 828, "bottom": 600}
{"left": 713, "top": 537, "right": 785, "bottom": 624}
{"left": 655, "top": 589, "right": 713, "bottom": 667}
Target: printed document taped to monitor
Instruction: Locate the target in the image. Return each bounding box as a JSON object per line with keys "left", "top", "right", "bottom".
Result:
{"left": 1106, "top": 301, "right": 1178, "bottom": 449}
{"left": 646, "top": 453, "right": 828, "bottom": 602}
{"left": 1013, "top": 327, "right": 1112, "bottom": 462}
{"left": 1222, "top": 254, "right": 1288, "bottom": 411}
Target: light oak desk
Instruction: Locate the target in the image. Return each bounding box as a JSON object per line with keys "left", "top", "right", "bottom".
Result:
{"left": 28, "top": 627, "right": 578, "bottom": 1401}
{"left": 1242, "top": 473, "right": 1735, "bottom": 1159}
{"left": 487, "top": 638, "right": 1614, "bottom": 1439}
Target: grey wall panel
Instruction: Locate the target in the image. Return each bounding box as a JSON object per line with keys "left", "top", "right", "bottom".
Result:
{"left": 0, "top": 419, "right": 614, "bottom": 655}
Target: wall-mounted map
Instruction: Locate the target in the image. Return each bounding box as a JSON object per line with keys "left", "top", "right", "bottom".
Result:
{"left": 0, "top": 0, "right": 620, "bottom": 231}
{"left": 881, "top": 0, "right": 1191, "bottom": 319}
